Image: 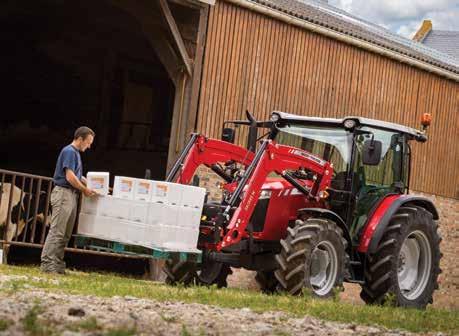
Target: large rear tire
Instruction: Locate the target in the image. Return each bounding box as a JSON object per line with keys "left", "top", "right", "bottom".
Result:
{"left": 360, "top": 205, "right": 441, "bottom": 308}
{"left": 163, "top": 259, "right": 232, "bottom": 288}
{"left": 274, "top": 218, "right": 348, "bottom": 298}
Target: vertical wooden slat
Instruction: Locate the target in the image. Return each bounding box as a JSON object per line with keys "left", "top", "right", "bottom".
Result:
{"left": 197, "top": 3, "right": 216, "bottom": 134}
{"left": 210, "top": 2, "right": 230, "bottom": 139}
{"left": 204, "top": 2, "right": 223, "bottom": 136}
{"left": 213, "top": 3, "right": 233, "bottom": 138}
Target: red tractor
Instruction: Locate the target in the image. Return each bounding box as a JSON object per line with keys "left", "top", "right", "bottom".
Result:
{"left": 163, "top": 111, "right": 441, "bottom": 309}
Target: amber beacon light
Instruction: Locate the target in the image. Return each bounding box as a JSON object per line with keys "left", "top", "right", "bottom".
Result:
{"left": 421, "top": 113, "right": 432, "bottom": 130}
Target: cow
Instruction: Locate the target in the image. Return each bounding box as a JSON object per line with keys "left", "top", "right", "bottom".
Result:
{"left": 0, "top": 183, "right": 51, "bottom": 244}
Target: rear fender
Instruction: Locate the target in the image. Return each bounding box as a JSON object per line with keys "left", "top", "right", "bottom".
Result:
{"left": 358, "top": 195, "right": 439, "bottom": 254}
{"left": 297, "top": 208, "right": 352, "bottom": 248}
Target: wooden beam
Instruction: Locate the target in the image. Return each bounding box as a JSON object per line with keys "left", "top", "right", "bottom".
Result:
{"left": 157, "top": 0, "right": 193, "bottom": 77}
{"left": 187, "top": 6, "right": 209, "bottom": 134}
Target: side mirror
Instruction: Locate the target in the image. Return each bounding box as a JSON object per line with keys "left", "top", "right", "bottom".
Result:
{"left": 246, "top": 110, "right": 258, "bottom": 152}
{"left": 222, "top": 127, "right": 235, "bottom": 143}
{"left": 362, "top": 139, "right": 382, "bottom": 165}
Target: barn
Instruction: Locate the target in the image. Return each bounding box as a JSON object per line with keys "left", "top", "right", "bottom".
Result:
{"left": 0, "top": 0, "right": 458, "bottom": 305}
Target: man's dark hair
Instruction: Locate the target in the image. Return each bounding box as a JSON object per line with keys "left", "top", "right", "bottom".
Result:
{"left": 74, "top": 126, "right": 95, "bottom": 140}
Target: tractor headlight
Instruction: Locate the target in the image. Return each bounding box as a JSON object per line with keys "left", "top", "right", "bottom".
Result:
{"left": 271, "top": 113, "right": 280, "bottom": 122}
{"left": 343, "top": 119, "right": 356, "bottom": 130}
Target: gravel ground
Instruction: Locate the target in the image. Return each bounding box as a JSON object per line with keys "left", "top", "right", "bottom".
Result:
{"left": 0, "top": 275, "right": 421, "bottom": 336}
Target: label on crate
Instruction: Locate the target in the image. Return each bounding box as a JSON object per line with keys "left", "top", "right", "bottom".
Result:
{"left": 137, "top": 182, "right": 151, "bottom": 195}
{"left": 91, "top": 177, "right": 105, "bottom": 189}
{"left": 156, "top": 184, "right": 168, "bottom": 197}
{"left": 120, "top": 179, "right": 133, "bottom": 192}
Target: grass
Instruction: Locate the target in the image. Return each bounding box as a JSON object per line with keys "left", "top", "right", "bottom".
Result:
{"left": 105, "top": 326, "right": 137, "bottom": 336}
{"left": 67, "top": 316, "right": 101, "bottom": 332}
{"left": 1, "top": 264, "right": 458, "bottom": 334}
{"left": 21, "top": 302, "right": 54, "bottom": 336}
{"left": 0, "top": 318, "right": 12, "bottom": 331}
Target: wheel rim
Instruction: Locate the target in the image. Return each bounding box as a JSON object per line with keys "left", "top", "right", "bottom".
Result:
{"left": 397, "top": 230, "right": 432, "bottom": 300}
{"left": 309, "top": 241, "right": 338, "bottom": 296}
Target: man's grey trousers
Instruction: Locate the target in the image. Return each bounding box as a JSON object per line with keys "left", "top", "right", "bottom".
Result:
{"left": 41, "top": 186, "right": 78, "bottom": 273}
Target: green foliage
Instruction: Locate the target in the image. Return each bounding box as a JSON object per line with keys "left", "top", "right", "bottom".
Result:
{"left": 0, "top": 319, "right": 12, "bottom": 331}
{"left": 21, "top": 303, "right": 52, "bottom": 336}
{"left": 383, "top": 292, "right": 397, "bottom": 307}
{"left": 273, "top": 330, "right": 291, "bottom": 336}
{"left": 75, "top": 316, "right": 101, "bottom": 331}
{"left": 300, "top": 287, "right": 313, "bottom": 300}
{"left": 1, "top": 264, "right": 458, "bottom": 334}
{"left": 331, "top": 286, "right": 342, "bottom": 303}
{"left": 181, "top": 324, "right": 192, "bottom": 336}
{"left": 105, "top": 326, "right": 137, "bottom": 336}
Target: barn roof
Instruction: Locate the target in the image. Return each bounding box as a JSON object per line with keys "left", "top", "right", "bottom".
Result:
{"left": 422, "top": 30, "right": 459, "bottom": 61}
{"left": 239, "top": 0, "right": 459, "bottom": 76}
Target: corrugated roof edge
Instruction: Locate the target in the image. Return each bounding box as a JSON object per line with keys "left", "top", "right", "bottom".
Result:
{"left": 274, "top": 111, "right": 422, "bottom": 137}
{"left": 223, "top": 0, "right": 459, "bottom": 82}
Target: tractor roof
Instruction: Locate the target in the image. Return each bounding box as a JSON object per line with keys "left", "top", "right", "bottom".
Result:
{"left": 273, "top": 111, "right": 424, "bottom": 139}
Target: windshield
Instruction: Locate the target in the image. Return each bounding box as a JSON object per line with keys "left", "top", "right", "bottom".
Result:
{"left": 275, "top": 124, "right": 353, "bottom": 174}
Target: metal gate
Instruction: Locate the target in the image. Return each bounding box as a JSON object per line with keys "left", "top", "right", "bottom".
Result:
{"left": 0, "top": 168, "right": 144, "bottom": 260}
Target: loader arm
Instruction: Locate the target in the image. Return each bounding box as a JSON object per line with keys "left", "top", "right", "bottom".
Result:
{"left": 168, "top": 134, "right": 255, "bottom": 184}
{"left": 219, "top": 140, "right": 334, "bottom": 250}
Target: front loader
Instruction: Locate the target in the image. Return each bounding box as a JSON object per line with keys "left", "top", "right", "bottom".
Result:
{"left": 163, "top": 111, "right": 441, "bottom": 308}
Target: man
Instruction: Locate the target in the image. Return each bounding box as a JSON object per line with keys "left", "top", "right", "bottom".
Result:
{"left": 41, "top": 126, "right": 97, "bottom": 274}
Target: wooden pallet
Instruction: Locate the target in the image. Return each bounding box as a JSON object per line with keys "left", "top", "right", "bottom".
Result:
{"left": 73, "top": 235, "right": 202, "bottom": 263}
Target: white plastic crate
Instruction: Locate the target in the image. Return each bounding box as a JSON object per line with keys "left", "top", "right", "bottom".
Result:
{"left": 77, "top": 213, "right": 97, "bottom": 236}
{"left": 87, "top": 172, "right": 110, "bottom": 195}
{"left": 181, "top": 185, "right": 206, "bottom": 208}
{"left": 152, "top": 182, "right": 182, "bottom": 205}
{"left": 146, "top": 202, "right": 164, "bottom": 226}
{"left": 162, "top": 228, "right": 200, "bottom": 252}
{"left": 176, "top": 206, "right": 202, "bottom": 229}
{"left": 129, "top": 200, "right": 149, "bottom": 223}
{"left": 98, "top": 196, "right": 131, "bottom": 220}
{"left": 134, "top": 179, "right": 154, "bottom": 201}
{"left": 113, "top": 176, "right": 135, "bottom": 200}
{"left": 81, "top": 196, "right": 99, "bottom": 215}
{"left": 78, "top": 213, "right": 113, "bottom": 240}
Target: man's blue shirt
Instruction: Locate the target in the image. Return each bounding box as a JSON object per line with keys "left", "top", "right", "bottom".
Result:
{"left": 53, "top": 145, "right": 82, "bottom": 188}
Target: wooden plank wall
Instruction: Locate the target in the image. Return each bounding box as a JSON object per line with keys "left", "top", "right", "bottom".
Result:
{"left": 197, "top": 1, "right": 459, "bottom": 199}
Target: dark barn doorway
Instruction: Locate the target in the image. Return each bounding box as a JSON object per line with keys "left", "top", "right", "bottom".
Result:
{"left": 0, "top": 0, "right": 208, "bottom": 276}
{"left": 0, "top": 0, "right": 202, "bottom": 181}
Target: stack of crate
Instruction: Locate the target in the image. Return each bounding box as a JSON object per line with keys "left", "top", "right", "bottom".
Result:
{"left": 78, "top": 176, "right": 206, "bottom": 252}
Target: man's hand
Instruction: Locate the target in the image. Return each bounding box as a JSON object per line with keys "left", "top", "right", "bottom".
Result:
{"left": 66, "top": 169, "right": 98, "bottom": 196}
{"left": 83, "top": 188, "right": 97, "bottom": 197}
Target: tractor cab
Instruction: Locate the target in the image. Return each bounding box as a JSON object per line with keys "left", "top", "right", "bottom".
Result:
{"left": 269, "top": 111, "right": 428, "bottom": 244}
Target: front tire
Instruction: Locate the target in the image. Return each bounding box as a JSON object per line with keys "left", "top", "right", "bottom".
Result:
{"left": 360, "top": 205, "right": 442, "bottom": 308}
{"left": 163, "top": 259, "right": 232, "bottom": 288}
{"left": 274, "top": 218, "right": 348, "bottom": 298}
